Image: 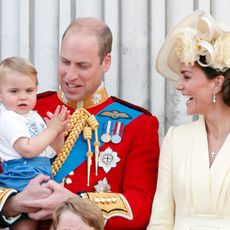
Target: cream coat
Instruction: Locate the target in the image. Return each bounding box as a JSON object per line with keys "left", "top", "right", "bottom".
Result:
{"left": 147, "top": 117, "right": 230, "bottom": 230}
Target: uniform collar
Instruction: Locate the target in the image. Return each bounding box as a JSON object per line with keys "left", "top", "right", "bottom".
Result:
{"left": 57, "top": 83, "right": 109, "bottom": 109}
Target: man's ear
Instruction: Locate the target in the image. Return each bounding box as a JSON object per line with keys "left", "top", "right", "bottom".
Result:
{"left": 103, "top": 53, "right": 111, "bottom": 73}
{"left": 213, "top": 75, "right": 225, "bottom": 93}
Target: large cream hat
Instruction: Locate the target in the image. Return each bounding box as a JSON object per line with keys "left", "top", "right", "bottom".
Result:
{"left": 156, "top": 10, "right": 230, "bottom": 81}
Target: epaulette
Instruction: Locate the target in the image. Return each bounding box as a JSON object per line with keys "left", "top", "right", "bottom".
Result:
{"left": 37, "top": 91, "right": 56, "bottom": 99}
{"left": 111, "top": 96, "right": 152, "bottom": 116}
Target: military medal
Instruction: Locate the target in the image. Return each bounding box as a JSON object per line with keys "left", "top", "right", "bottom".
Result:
{"left": 94, "top": 177, "right": 111, "bottom": 192}
{"left": 99, "top": 147, "right": 120, "bottom": 173}
{"left": 111, "top": 122, "right": 124, "bottom": 144}
{"left": 101, "top": 121, "right": 112, "bottom": 143}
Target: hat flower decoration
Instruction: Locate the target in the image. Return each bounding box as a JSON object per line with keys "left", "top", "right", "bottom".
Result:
{"left": 156, "top": 10, "right": 230, "bottom": 81}
{"left": 174, "top": 19, "right": 230, "bottom": 72}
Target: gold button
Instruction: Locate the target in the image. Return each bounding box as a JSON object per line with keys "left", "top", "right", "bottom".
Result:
{"left": 65, "top": 178, "right": 72, "bottom": 184}
{"left": 111, "top": 197, "right": 117, "bottom": 203}
{"left": 68, "top": 171, "right": 74, "bottom": 176}
{"left": 106, "top": 198, "right": 112, "bottom": 203}
{"left": 100, "top": 198, "right": 106, "bottom": 204}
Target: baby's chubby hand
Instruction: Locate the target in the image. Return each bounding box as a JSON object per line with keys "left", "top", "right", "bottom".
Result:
{"left": 44, "top": 105, "right": 71, "bottom": 133}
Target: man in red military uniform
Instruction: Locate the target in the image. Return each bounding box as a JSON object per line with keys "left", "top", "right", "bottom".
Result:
{"left": 0, "top": 17, "right": 159, "bottom": 230}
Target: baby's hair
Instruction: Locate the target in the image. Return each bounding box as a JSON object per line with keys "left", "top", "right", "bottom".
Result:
{"left": 52, "top": 196, "right": 104, "bottom": 230}
{"left": 0, "top": 56, "right": 38, "bottom": 86}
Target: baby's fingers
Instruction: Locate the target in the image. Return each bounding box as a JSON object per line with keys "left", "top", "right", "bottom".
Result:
{"left": 45, "top": 111, "right": 54, "bottom": 119}
{"left": 53, "top": 105, "right": 61, "bottom": 116}
{"left": 59, "top": 106, "right": 70, "bottom": 121}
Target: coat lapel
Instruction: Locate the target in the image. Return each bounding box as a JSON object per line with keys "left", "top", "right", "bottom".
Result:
{"left": 189, "top": 117, "right": 211, "bottom": 211}
{"left": 209, "top": 132, "right": 230, "bottom": 210}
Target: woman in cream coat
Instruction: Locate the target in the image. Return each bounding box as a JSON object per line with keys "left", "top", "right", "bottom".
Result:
{"left": 148, "top": 10, "right": 230, "bottom": 230}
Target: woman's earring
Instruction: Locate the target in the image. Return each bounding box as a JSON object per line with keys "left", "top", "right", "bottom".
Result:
{"left": 212, "top": 91, "right": 216, "bottom": 103}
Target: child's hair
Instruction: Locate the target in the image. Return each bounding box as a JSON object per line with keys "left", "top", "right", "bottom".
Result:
{"left": 52, "top": 196, "right": 104, "bottom": 230}
{"left": 0, "top": 56, "right": 38, "bottom": 85}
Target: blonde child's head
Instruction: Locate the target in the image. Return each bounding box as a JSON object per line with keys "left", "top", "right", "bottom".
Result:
{"left": 0, "top": 56, "right": 38, "bottom": 85}
{"left": 0, "top": 57, "right": 38, "bottom": 114}
{"left": 51, "top": 196, "right": 104, "bottom": 230}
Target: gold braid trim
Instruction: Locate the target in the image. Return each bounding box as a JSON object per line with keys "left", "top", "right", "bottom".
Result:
{"left": 52, "top": 108, "right": 91, "bottom": 176}
{"left": 80, "top": 192, "right": 133, "bottom": 220}
{"left": 83, "top": 126, "right": 93, "bottom": 186}
{"left": 87, "top": 115, "right": 100, "bottom": 175}
{"left": 0, "top": 188, "right": 16, "bottom": 204}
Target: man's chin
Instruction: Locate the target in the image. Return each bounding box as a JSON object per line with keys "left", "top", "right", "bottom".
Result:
{"left": 63, "top": 88, "right": 81, "bottom": 100}
{"left": 63, "top": 92, "right": 80, "bottom": 101}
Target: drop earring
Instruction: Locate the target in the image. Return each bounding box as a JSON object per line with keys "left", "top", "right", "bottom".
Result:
{"left": 212, "top": 91, "right": 216, "bottom": 103}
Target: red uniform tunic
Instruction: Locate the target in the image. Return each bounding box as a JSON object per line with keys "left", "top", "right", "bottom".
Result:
{"left": 35, "top": 91, "right": 159, "bottom": 230}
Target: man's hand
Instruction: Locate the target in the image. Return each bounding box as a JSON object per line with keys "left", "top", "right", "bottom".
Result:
{"left": 22, "top": 179, "right": 76, "bottom": 220}
{"left": 3, "top": 175, "right": 51, "bottom": 217}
